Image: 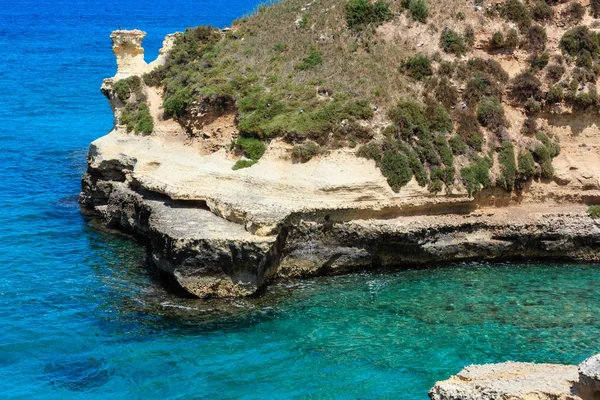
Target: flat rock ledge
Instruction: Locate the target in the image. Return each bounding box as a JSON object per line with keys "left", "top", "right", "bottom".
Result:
{"left": 81, "top": 163, "right": 600, "bottom": 298}
{"left": 429, "top": 354, "right": 600, "bottom": 400}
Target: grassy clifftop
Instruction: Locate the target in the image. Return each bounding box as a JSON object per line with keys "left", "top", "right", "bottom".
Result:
{"left": 133, "top": 0, "right": 600, "bottom": 196}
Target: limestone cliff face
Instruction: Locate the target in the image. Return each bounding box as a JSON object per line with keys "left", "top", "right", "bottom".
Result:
{"left": 109, "top": 29, "right": 176, "bottom": 79}
{"left": 80, "top": 29, "right": 600, "bottom": 299}
{"left": 111, "top": 30, "right": 148, "bottom": 78}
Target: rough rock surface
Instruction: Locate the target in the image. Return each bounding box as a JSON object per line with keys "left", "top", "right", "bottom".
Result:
{"left": 80, "top": 30, "right": 600, "bottom": 298}
{"left": 578, "top": 354, "right": 600, "bottom": 400}
{"left": 429, "top": 361, "right": 581, "bottom": 400}
{"left": 430, "top": 355, "right": 600, "bottom": 400}
{"left": 110, "top": 29, "right": 176, "bottom": 79}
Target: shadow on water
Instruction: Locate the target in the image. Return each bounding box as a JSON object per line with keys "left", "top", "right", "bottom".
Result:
{"left": 44, "top": 357, "right": 112, "bottom": 391}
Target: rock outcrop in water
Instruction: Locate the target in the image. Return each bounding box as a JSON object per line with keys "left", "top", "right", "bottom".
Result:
{"left": 429, "top": 354, "right": 600, "bottom": 400}
{"left": 80, "top": 27, "right": 600, "bottom": 298}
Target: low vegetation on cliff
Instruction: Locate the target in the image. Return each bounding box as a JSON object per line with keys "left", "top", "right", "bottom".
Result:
{"left": 114, "top": 76, "right": 153, "bottom": 135}
{"left": 115, "top": 0, "right": 600, "bottom": 195}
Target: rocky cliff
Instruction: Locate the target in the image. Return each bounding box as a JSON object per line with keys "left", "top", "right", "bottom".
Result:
{"left": 81, "top": 14, "right": 600, "bottom": 298}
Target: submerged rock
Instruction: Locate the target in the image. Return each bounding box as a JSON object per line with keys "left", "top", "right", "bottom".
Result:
{"left": 578, "top": 354, "right": 600, "bottom": 399}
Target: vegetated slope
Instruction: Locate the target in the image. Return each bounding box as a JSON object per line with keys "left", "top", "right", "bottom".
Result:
{"left": 133, "top": 0, "right": 600, "bottom": 197}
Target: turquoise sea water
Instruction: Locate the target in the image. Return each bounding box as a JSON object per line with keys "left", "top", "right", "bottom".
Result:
{"left": 1, "top": 0, "right": 599, "bottom": 398}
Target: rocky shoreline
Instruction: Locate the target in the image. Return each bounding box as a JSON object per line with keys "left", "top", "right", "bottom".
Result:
{"left": 79, "top": 29, "right": 600, "bottom": 299}
{"left": 80, "top": 167, "right": 600, "bottom": 298}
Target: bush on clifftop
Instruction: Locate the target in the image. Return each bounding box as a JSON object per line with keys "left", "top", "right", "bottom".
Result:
{"left": 381, "top": 151, "right": 412, "bottom": 192}
{"left": 345, "top": 0, "right": 392, "bottom": 31}
{"left": 589, "top": 205, "right": 600, "bottom": 219}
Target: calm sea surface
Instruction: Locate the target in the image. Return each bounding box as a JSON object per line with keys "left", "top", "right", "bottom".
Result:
{"left": 0, "top": 0, "right": 599, "bottom": 398}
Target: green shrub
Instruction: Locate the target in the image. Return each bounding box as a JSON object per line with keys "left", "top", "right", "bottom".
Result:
{"left": 510, "top": 71, "right": 542, "bottom": 103}
{"left": 163, "top": 86, "right": 193, "bottom": 119}
{"left": 292, "top": 142, "right": 320, "bottom": 162}
{"left": 533, "top": 144, "right": 554, "bottom": 178}
{"left": 461, "top": 156, "right": 491, "bottom": 196}
{"left": 433, "top": 134, "right": 454, "bottom": 167}
{"left": 296, "top": 47, "right": 323, "bottom": 70}
{"left": 517, "top": 151, "right": 536, "bottom": 180}
{"left": 566, "top": 2, "right": 585, "bottom": 23}
{"left": 525, "top": 97, "right": 542, "bottom": 114}
{"left": 477, "top": 97, "right": 505, "bottom": 130}
{"left": 449, "top": 135, "right": 468, "bottom": 155}
{"left": 504, "top": 28, "right": 519, "bottom": 51}
{"left": 579, "top": 52, "right": 595, "bottom": 70}
{"left": 381, "top": 151, "right": 413, "bottom": 192}
{"left": 497, "top": 141, "right": 516, "bottom": 191}
{"left": 298, "top": 13, "right": 310, "bottom": 28}
{"left": 572, "top": 66, "right": 596, "bottom": 83}
{"left": 113, "top": 76, "right": 142, "bottom": 102}
{"left": 440, "top": 29, "right": 468, "bottom": 56}
{"left": 427, "top": 179, "right": 443, "bottom": 193}
{"left": 588, "top": 205, "right": 600, "bottom": 219}
{"left": 356, "top": 142, "right": 383, "bottom": 164}
{"left": 525, "top": 25, "right": 547, "bottom": 51}
{"left": 435, "top": 77, "right": 458, "bottom": 109}
{"left": 232, "top": 159, "right": 257, "bottom": 170}
{"left": 404, "top": 147, "right": 429, "bottom": 186}
{"left": 573, "top": 87, "right": 599, "bottom": 112}
{"left": 134, "top": 104, "right": 153, "bottom": 135}
{"left": 167, "top": 25, "right": 220, "bottom": 68}
{"left": 560, "top": 26, "right": 600, "bottom": 58}
{"left": 273, "top": 42, "right": 288, "bottom": 52}
{"left": 407, "top": 0, "right": 428, "bottom": 23}
{"left": 466, "top": 131, "right": 484, "bottom": 151}
{"left": 531, "top": 0, "right": 553, "bottom": 22}
{"left": 428, "top": 167, "right": 445, "bottom": 192}
{"left": 535, "top": 131, "right": 560, "bottom": 157}
{"left": 143, "top": 67, "right": 166, "bottom": 87}
{"left": 546, "top": 64, "right": 565, "bottom": 82}
{"left": 388, "top": 100, "right": 429, "bottom": 139}
{"left": 592, "top": 0, "right": 600, "bottom": 19}
{"left": 443, "top": 166, "right": 456, "bottom": 188}
{"left": 466, "top": 58, "right": 509, "bottom": 82}
{"left": 427, "top": 104, "right": 453, "bottom": 133}
{"left": 345, "top": 0, "right": 392, "bottom": 31}
{"left": 521, "top": 116, "right": 538, "bottom": 135}
{"left": 500, "top": 0, "right": 531, "bottom": 30}
{"left": 463, "top": 74, "right": 502, "bottom": 106}
{"left": 546, "top": 85, "right": 563, "bottom": 105}
{"left": 438, "top": 61, "right": 455, "bottom": 76}
{"left": 530, "top": 52, "right": 549, "bottom": 70}
{"left": 404, "top": 55, "right": 433, "bottom": 80}
{"left": 119, "top": 102, "right": 153, "bottom": 135}
{"left": 237, "top": 137, "right": 266, "bottom": 160}
{"left": 456, "top": 110, "right": 483, "bottom": 151}
{"left": 489, "top": 31, "right": 505, "bottom": 50}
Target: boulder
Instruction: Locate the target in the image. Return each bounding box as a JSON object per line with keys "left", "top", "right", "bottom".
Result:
{"left": 578, "top": 354, "right": 600, "bottom": 399}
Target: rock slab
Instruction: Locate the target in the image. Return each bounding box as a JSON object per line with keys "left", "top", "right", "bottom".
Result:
{"left": 429, "top": 361, "right": 581, "bottom": 400}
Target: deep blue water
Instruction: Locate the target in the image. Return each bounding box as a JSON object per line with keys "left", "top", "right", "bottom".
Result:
{"left": 1, "top": 0, "right": 600, "bottom": 398}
